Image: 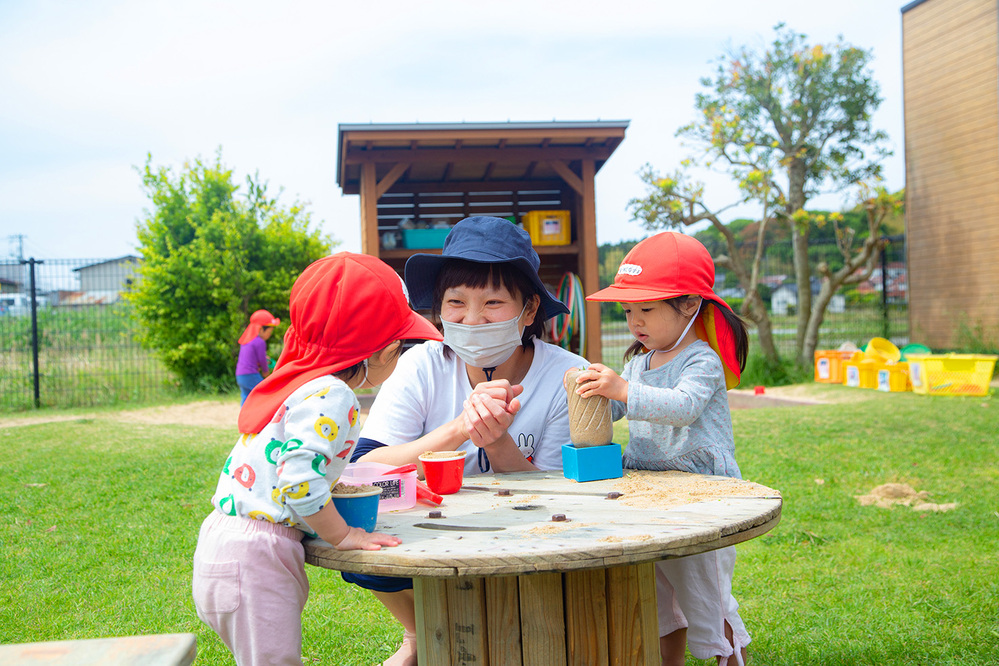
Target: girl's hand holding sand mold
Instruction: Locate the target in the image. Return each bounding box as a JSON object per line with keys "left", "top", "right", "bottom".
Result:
{"left": 566, "top": 363, "right": 628, "bottom": 403}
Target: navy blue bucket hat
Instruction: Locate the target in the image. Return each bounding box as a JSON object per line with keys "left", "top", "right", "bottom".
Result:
{"left": 404, "top": 216, "right": 570, "bottom": 319}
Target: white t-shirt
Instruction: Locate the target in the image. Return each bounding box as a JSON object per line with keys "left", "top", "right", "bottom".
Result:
{"left": 360, "top": 339, "right": 588, "bottom": 474}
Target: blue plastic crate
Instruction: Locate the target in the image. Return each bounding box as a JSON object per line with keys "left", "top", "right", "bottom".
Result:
{"left": 402, "top": 228, "right": 450, "bottom": 249}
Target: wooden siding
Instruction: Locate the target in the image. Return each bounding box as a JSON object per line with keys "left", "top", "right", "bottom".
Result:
{"left": 903, "top": 0, "right": 999, "bottom": 348}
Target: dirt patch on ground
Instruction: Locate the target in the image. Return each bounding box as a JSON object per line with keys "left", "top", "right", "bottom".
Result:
{"left": 728, "top": 383, "right": 883, "bottom": 407}
{"left": 0, "top": 399, "right": 241, "bottom": 430}
{"left": 855, "top": 483, "right": 958, "bottom": 512}
{"left": 0, "top": 395, "right": 376, "bottom": 430}
{"left": 113, "top": 400, "right": 241, "bottom": 427}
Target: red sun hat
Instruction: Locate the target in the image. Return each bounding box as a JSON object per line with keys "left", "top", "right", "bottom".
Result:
{"left": 237, "top": 309, "right": 281, "bottom": 345}
{"left": 587, "top": 232, "right": 742, "bottom": 389}
{"left": 238, "top": 252, "right": 443, "bottom": 434}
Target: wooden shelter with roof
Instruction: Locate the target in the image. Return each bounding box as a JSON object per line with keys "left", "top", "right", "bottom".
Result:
{"left": 336, "top": 120, "right": 629, "bottom": 361}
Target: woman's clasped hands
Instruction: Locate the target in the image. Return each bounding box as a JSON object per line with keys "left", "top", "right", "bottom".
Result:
{"left": 460, "top": 379, "right": 524, "bottom": 449}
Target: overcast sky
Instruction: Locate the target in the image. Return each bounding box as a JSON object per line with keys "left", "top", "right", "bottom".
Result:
{"left": 0, "top": 0, "right": 907, "bottom": 261}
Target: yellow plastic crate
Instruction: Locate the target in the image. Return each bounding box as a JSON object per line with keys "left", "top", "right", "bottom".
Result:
{"left": 906, "top": 354, "right": 998, "bottom": 396}
{"left": 876, "top": 362, "right": 910, "bottom": 392}
{"left": 523, "top": 210, "right": 571, "bottom": 246}
{"left": 843, "top": 356, "right": 878, "bottom": 389}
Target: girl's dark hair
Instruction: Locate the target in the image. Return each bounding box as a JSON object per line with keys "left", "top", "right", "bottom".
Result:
{"left": 430, "top": 260, "right": 545, "bottom": 353}
{"left": 624, "top": 297, "right": 749, "bottom": 371}
{"left": 334, "top": 339, "right": 413, "bottom": 384}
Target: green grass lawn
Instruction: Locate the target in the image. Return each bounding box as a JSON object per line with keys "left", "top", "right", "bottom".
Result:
{"left": 1, "top": 386, "right": 996, "bottom": 664}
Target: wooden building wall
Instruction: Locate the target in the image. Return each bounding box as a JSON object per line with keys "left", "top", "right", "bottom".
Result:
{"left": 903, "top": 0, "right": 999, "bottom": 348}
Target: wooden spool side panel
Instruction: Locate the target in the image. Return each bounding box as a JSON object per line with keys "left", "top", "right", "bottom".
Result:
{"left": 446, "top": 577, "right": 490, "bottom": 664}
{"left": 485, "top": 576, "right": 523, "bottom": 665}
{"left": 415, "top": 578, "right": 451, "bottom": 665}
{"left": 518, "top": 572, "right": 567, "bottom": 666}
{"left": 565, "top": 568, "right": 609, "bottom": 665}
{"left": 606, "top": 562, "right": 659, "bottom": 665}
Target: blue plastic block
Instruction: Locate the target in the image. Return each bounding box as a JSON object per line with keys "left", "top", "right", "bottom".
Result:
{"left": 561, "top": 443, "right": 623, "bottom": 482}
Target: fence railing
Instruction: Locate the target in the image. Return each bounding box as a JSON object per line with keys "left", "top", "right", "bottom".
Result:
{"left": 599, "top": 235, "right": 910, "bottom": 372}
{"left": 1, "top": 257, "right": 177, "bottom": 411}
{"left": 1, "top": 236, "right": 909, "bottom": 412}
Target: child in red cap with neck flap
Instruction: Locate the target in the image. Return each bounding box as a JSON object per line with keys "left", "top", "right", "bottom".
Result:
{"left": 192, "top": 252, "right": 442, "bottom": 666}
{"left": 569, "top": 231, "right": 751, "bottom": 666}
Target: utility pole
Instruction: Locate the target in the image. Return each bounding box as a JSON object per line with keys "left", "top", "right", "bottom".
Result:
{"left": 8, "top": 234, "right": 26, "bottom": 261}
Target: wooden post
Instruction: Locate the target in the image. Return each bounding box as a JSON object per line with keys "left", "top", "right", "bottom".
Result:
{"left": 580, "top": 159, "right": 602, "bottom": 362}
{"left": 360, "top": 161, "right": 380, "bottom": 256}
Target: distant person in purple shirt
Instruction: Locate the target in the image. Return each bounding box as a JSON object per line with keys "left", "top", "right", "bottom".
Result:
{"left": 235, "top": 309, "right": 280, "bottom": 405}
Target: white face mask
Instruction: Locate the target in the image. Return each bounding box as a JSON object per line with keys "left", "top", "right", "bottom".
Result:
{"left": 441, "top": 305, "right": 527, "bottom": 369}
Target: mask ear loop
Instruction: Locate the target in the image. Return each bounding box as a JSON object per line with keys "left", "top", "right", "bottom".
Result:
{"left": 361, "top": 357, "right": 369, "bottom": 387}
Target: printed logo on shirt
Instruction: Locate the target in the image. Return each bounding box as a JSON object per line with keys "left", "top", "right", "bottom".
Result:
{"left": 517, "top": 432, "right": 536, "bottom": 463}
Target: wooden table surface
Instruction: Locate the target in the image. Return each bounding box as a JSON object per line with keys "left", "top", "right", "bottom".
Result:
{"left": 305, "top": 470, "right": 782, "bottom": 576}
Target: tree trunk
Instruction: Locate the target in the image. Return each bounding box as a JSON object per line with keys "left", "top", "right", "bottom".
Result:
{"left": 703, "top": 215, "right": 781, "bottom": 365}
{"left": 787, "top": 162, "right": 811, "bottom": 365}
{"left": 802, "top": 282, "right": 836, "bottom": 365}
{"left": 743, "top": 290, "right": 779, "bottom": 361}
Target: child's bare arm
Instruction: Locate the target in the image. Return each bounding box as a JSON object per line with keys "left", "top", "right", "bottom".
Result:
{"left": 565, "top": 364, "right": 628, "bottom": 403}
{"left": 303, "top": 502, "right": 401, "bottom": 551}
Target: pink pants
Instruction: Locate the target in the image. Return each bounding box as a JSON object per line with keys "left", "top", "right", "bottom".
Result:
{"left": 656, "top": 546, "right": 751, "bottom": 666}
{"left": 192, "top": 512, "right": 309, "bottom": 666}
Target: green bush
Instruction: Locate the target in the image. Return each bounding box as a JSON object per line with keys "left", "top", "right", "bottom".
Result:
{"left": 739, "top": 352, "right": 814, "bottom": 387}
{"left": 129, "top": 151, "right": 333, "bottom": 392}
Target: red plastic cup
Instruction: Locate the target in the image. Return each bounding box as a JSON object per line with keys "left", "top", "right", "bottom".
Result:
{"left": 754, "top": 385, "right": 766, "bottom": 395}
{"left": 418, "top": 451, "right": 468, "bottom": 495}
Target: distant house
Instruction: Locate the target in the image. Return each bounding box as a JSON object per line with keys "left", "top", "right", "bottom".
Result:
{"left": 771, "top": 278, "right": 846, "bottom": 316}
{"left": 0, "top": 262, "right": 24, "bottom": 294}
{"left": 856, "top": 263, "right": 908, "bottom": 302}
{"left": 61, "top": 255, "right": 141, "bottom": 306}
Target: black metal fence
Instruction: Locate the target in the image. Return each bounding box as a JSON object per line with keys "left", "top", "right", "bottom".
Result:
{"left": 601, "top": 236, "right": 910, "bottom": 371}
{"left": 1, "top": 237, "right": 909, "bottom": 412}
{"left": 0, "top": 257, "right": 177, "bottom": 412}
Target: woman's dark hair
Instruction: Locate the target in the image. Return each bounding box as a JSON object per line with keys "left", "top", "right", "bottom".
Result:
{"left": 431, "top": 259, "right": 545, "bottom": 351}
{"left": 624, "top": 296, "right": 749, "bottom": 371}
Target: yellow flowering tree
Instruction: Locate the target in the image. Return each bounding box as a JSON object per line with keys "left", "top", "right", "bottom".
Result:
{"left": 631, "top": 24, "right": 895, "bottom": 365}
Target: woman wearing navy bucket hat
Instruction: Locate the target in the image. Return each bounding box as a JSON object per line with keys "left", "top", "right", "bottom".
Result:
{"left": 345, "top": 215, "right": 589, "bottom": 666}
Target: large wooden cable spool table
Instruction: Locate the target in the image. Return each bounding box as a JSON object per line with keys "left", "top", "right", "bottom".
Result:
{"left": 305, "top": 470, "right": 781, "bottom": 665}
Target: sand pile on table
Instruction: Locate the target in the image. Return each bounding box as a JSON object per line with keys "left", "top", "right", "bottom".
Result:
{"left": 613, "top": 471, "right": 779, "bottom": 509}
{"left": 855, "top": 483, "right": 957, "bottom": 511}
{"left": 331, "top": 482, "right": 379, "bottom": 495}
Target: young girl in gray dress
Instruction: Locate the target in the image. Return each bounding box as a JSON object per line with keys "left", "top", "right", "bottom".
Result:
{"left": 570, "top": 231, "right": 751, "bottom": 666}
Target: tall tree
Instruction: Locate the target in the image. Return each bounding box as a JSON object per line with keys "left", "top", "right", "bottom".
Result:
{"left": 680, "top": 24, "right": 892, "bottom": 364}
{"left": 129, "top": 151, "right": 333, "bottom": 391}
{"left": 629, "top": 164, "right": 783, "bottom": 362}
